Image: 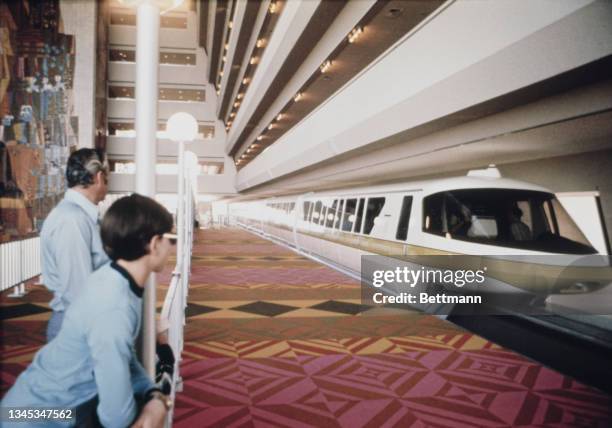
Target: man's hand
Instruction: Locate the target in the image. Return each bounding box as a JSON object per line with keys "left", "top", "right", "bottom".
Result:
{"left": 130, "top": 398, "right": 167, "bottom": 428}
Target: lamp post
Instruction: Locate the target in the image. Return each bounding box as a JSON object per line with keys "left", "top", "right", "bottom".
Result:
{"left": 166, "top": 112, "right": 198, "bottom": 270}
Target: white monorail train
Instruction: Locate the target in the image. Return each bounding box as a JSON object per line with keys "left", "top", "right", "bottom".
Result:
{"left": 230, "top": 167, "right": 611, "bottom": 296}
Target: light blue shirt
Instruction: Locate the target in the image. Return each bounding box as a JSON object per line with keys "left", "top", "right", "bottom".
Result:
{"left": 41, "top": 189, "right": 109, "bottom": 311}
{"left": 1, "top": 263, "right": 155, "bottom": 428}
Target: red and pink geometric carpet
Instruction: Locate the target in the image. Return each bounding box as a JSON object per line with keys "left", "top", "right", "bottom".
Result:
{"left": 2, "top": 228, "right": 611, "bottom": 427}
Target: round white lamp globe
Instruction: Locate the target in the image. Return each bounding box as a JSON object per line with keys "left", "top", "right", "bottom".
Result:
{"left": 166, "top": 112, "right": 198, "bottom": 142}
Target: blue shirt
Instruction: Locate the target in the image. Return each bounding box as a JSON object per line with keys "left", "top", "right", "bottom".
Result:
{"left": 41, "top": 189, "right": 109, "bottom": 311}
{"left": 1, "top": 263, "right": 155, "bottom": 428}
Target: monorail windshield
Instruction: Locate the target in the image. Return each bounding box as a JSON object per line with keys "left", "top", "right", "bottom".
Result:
{"left": 423, "top": 189, "right": 597, "bottom": 254}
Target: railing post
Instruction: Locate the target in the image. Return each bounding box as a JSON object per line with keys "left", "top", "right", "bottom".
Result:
{"left": 8, "top": 239, "right": 27, "bottom": 298}
{"left": 177, "top": 139, "right": 186, "bottom": 273}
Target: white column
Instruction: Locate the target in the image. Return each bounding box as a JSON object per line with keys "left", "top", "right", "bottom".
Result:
{"left": 135, "top": 1, "right": 160, "bottom": 196}
{"left": 134, "top": 0, "right": 160, "bottom": 377}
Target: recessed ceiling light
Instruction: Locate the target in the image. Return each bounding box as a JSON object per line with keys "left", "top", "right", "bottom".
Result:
{"left": 294, "top": 92, "right": 303, "bottom": 102}
{"left": 269, "top": 2, "right": 277, "bottom": 14}
{"left": 320, "top": 60, "right": 332, "bottom": 73}
{"left": 256, "top": 38, "right": 266, "bottom": 48}
{"left": 348, "top": 26, "right": 363, "bottom": 43}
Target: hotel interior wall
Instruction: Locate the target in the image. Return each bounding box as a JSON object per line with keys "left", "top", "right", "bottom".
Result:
{"left": 105, "top": 3, "right": 236, "bottom": 196}
{"left": 59, "top": 0, "right": 97, "bottom": 148}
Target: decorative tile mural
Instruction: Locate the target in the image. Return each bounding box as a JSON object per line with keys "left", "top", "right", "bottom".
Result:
{"left": 0, "top": 1, "right": 77, "bottom": 242}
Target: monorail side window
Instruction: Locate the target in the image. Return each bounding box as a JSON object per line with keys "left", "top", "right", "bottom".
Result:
{"left": 319, "top": 205, "right": 327, "bottom": 226}
{"left": 334, "top": 200, "right": 344, "bottom": 229}
{"left": 354, "top": 198, "right": 366, "bottom": 233}
{"left": 342, "top": 199, "right": 357, "bottom": 231}
{"left": 312, "top": 201, "right": 322, "bottom": 223}
{"left": 303, "top": 202, "right": 312, "bottom": 221}
{"left": 363, "top": 197, "right": 386, "bottom": 235}
{"left": 422, "top": 189, "right": 596, "bottom": 254}
{"left": 396, "top": 196, "right": 413, "bottom": 240}
{"left": 326, "top": 200, "right": 339, "bottom": 228}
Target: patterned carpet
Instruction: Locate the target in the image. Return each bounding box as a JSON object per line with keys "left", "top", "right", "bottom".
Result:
{"left": 2, "top": 228, "right": 612, "bottom": 427}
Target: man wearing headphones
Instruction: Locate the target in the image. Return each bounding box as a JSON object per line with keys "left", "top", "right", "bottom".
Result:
{"left": 41, "top": 148, "right": 110, "bottom": 341}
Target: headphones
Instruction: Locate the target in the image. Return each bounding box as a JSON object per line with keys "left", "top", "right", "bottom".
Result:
{"left": 66, "top": 149, "right": 107, "bottom": 188}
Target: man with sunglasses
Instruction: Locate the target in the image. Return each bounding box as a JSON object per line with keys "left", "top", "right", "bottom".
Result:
{"left": 41, "top": 148, "right": 110, "bottom": 341}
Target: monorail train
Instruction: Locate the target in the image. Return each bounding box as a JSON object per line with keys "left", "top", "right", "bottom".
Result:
{"left": 230, "top": 167, "right": 611, "bottom": 297}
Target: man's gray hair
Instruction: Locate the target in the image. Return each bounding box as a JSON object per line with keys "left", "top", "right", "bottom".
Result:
{"left": 66, "top": 148, "right": 108, "bottom": 188}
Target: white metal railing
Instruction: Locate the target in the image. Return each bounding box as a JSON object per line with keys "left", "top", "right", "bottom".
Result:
{"left": 0, "top": 236, "right": 41, "bottom": 294}
{"left": 159, "top": 151, "right": 197, "bottom": 426}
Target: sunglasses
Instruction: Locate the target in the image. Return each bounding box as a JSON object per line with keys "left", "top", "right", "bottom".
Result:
{"left": 163, "top": 233, "right": 178, "bottom": 245}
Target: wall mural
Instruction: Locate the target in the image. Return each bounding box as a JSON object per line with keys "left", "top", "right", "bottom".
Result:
{"left": 0, "top": 1, "right": 77, "bottom": 243}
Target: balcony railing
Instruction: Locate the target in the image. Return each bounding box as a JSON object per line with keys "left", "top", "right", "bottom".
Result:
{"left": 0, "top": 236, "right": 41, "bottom": 295}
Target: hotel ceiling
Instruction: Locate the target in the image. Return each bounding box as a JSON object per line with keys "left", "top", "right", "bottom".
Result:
{"left": 200, "top": 0, "right": 445, "bottom": 169}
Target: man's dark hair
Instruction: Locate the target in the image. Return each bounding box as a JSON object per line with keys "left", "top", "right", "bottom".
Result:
{"left": 66, "top": 148, "right": 107, "bottom": 188}
{"left": 101, "top": 194, "right": 173, "bottom": 261}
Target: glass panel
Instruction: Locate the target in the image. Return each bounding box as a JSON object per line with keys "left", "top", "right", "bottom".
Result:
{"left": 354, "top": 198, "right": 366, "bottom": 233}
{"left": 325, "top": 199, "right": 339, "bottom": 228}
{"left": 363, "top": 197, "right": 386, "bottom": 235}
{"left": 396, "top": 196, "right": 413, "bottom": 240}
{"left": 319, "top": 206, "right": 327, "bottom": 226}
{"left": 342, "top": 199, "right": 357, "bottom": 232}
{"left": 312, "top": 201, "right": 322, "bottom": 223}
{"left": 334, "top": 200, "right": 344, "bottom": 229}
{"left": 422, "top": 189, "right": 596, "bottom": 254}
{"left": 306, "top": 202, "right": 314, "bottom": 222}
